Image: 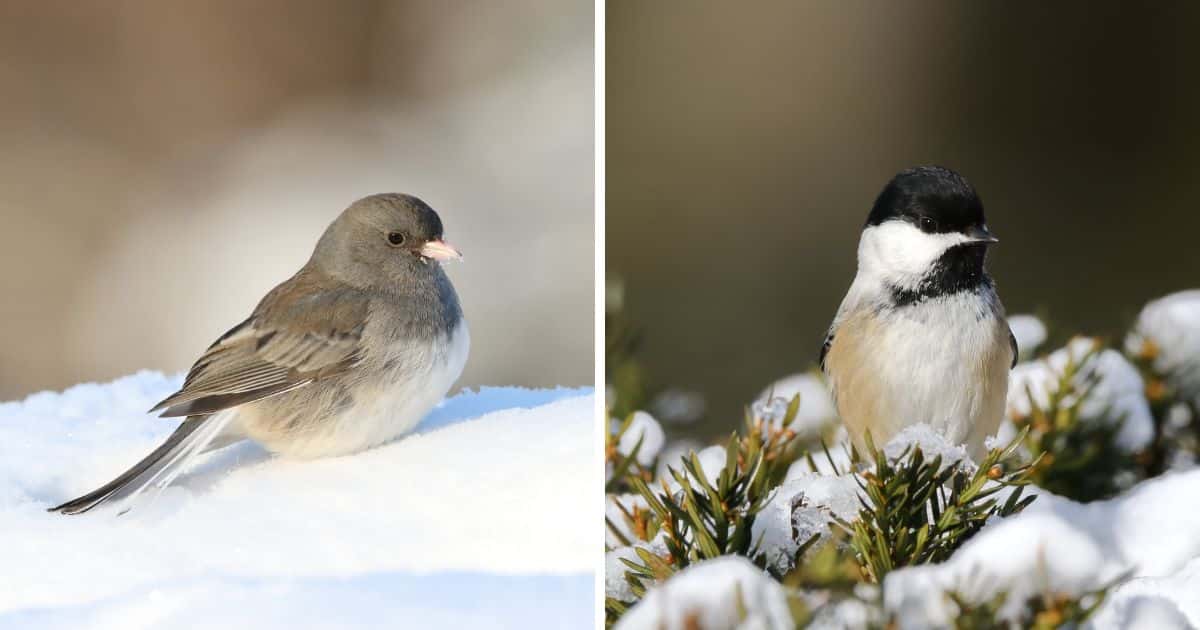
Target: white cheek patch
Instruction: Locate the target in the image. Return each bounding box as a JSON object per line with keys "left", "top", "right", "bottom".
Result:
{"left": 857, "top": 220, "right": 969, "bottom": 288}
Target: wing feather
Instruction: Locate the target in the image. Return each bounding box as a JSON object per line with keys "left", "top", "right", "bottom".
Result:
{"left": 149, "top": 274, "right": 368, "bottom": 417}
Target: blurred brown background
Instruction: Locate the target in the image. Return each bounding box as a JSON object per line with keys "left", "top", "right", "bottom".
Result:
{"left": 608, "top": 1, "right": 1200, "bottom": 437}
{"left": 0, "top": 0, "right": 593, "bottom": 400}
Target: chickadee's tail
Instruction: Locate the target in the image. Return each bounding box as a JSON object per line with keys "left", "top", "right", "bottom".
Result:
{"left": 48, "top": 410, "right": 237, "bottom": 516}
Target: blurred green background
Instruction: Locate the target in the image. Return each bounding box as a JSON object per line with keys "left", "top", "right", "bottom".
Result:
{"left": 607, "top": 1, "right": 1200, "bottom": 439}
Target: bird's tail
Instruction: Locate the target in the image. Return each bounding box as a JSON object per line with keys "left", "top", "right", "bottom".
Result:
{"left": 48, "top": 410, "right": 238, "bottom": 515}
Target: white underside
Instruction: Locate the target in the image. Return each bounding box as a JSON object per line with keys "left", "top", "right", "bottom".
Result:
{"left": 331, "top": 319, "right": 469, "bottom": 457}
{"left": 861, "top": 297, "right": 1004, "bottom": 445}
{"left": 244, "top": 320, "right": 471, "bottom": 458}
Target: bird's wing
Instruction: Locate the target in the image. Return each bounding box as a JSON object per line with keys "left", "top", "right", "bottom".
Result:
{"left": 149, "top": 274, "right": 369, "bottom": 418}
{"left": 819, "top": 330, "right": 834, "bottom": 373}
{"left": 1008, "top": 326, "right": 1019, "bottom": 368}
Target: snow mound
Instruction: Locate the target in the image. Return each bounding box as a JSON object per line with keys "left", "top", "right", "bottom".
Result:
{"left": 655, "top": 439, "right": 704, "bottom": 478}
{"left": 614, "top": 411, "right": 666, "bottom": 467}
{"left": 606, "top": 493, "right": 649, "bottom": 548}
{"left": 883, "top": 469, "right": 1200, "bottom": 628}
{"left": 882, "top": 423, "right": 972, "bottom": 469}
{"left": 756, "top": 372, "right": 838, "bottom": 437}
{"left": 1127, "top": 289, "right": 1200, "bottom": 407}
{"left": 0, "top": 372, "right": 593, "bottom": 628}
{"left": 605, "top": 534, "right": 669, "bottom": 604}
{"left": 615, "top": 556, "right": 793, "bottom": 630}
{"left": 753, "top": 472, "right": 860, "bottom": 574}
{"left": 1005, "top": 338, "right": 1154, "bottom": 452}
{"left": 1092, "top": 556, "right": 1200, "bottom": 629}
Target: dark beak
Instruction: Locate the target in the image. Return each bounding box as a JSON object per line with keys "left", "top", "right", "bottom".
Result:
{"left": 967, "top": 224, "right": 999, "bottom": 244}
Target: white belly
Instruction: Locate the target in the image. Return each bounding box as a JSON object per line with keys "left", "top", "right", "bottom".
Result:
{"left": 339, "top": 321, "right": 470, "bottom": 453}
{"left": 827, "top": 294, "right": 1010, "bottom": 458}
{"left": 248, "top": 320, "right": 470, "bottom": 458}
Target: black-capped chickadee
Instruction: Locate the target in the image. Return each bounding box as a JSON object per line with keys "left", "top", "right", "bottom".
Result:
{"left": 820, "top": 166, "right": 1016, "bottom": 459}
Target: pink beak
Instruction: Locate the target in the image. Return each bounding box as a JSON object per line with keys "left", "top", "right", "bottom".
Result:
{"left": 419, "top": 239, "right": 463, "bottom": 262}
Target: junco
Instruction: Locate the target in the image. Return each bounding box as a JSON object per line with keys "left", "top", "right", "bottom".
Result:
{"left": 50, "top": 193, "right": 469, "bottom": 514}
{"left": 820, "top": 166, "right": 1015, "bottom": 460}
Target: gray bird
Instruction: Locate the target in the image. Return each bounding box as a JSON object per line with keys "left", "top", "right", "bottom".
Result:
{"left": 820, "top": 166, "right": 1016, "bottom": 460}
{"left": 50, "top": 193, "right": 469, "bottom": 515}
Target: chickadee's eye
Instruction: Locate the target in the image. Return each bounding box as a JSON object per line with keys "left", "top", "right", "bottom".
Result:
{"left": 919, "top": 216, "right": 938, "bottom": 233}
{"left": 387, "top": 232, "right": 406, "bottom": 246}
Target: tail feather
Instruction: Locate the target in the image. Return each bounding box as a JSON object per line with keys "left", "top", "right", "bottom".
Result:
{"left": 49, "top": 411, "right": 236, "bottom": 515}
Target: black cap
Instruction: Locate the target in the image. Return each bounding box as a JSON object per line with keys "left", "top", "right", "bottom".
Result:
{"left": 866, "top": 166, "right": 986, "bottom": 235}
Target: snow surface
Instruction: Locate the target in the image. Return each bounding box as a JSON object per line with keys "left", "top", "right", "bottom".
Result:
{"left": 756, "top": 372, "right": 838, "bottom": 438}
{"left": 606, "top": 493, "right": 650, "bottom": 548}
{"left": 664, "top": 444, "right": 728, "bottom": 492}
{"left": 1127, "top": 289, "right": 1200, "bottom": 407}
{"left": 615, "top": 556, "right": 793, "bottom": 630}
{"left": 0, "top": 371, "right": 594, "bottom": 628}
{"left": 1004, "top": 337, "right": 1154, "bottom": 452}
{"left": 884, "top": 469, "right": 1200, "bottom": 628}
{"left": 615, "top": 411, "right": 666, "bottom": 467}
{"left": 881, "top": 423, "right": 972, "bottom": 469}
{"left": 605, "top": 534, "right": 669, "bottom": 604}
{"left": 753, "top": 472, "right": 860, "bottom": 574}
{"left": 655, "top": 439, "right": 704, "bottom": 479}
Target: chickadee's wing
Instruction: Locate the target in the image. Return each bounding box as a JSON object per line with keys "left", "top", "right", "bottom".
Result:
{"left": 148, "top": 273, "right": 367, "bottom": 418}
{"left": 1008, "top": 326, "right": 1019, "bottom": 368}
{"left": 819, "top": 330, "right": 834, "bottom": 373}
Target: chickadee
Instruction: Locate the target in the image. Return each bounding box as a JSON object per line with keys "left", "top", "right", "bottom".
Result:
{"left": 820, "top": 166, "right": 1016, "bottom": 460}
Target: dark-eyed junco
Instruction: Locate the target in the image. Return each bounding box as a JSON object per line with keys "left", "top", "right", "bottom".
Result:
{"left": 50, "top": 193, "right": 469, "bottom": 514}
{"left": 820, "top": 166, "right": 1015, "bottom": 459}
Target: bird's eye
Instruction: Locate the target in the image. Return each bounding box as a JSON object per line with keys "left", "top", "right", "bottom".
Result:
{"left": 387, "top": 232, "right": 406, "bottom": 246}
{"left": 919, "top": 216, "right": 938, "bottom": 233}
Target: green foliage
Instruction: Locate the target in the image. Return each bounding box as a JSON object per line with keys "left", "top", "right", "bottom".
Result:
{"left": 843, "top": 431, "right": 1038, "bottom": 583}
{"left": 948, "top": 580, "right": 1112, "bottom": 630}
{"left": 603, "top": 302, "right": 1159, "bottom": 629}
{"left": 627, "top": 397, "right": 805, "bottom": 567}
{"left": 605, "top": 412, "right": 651, "bottom": 495}
{"left": 604, "top": 396, "right": 809, "bottom": 625}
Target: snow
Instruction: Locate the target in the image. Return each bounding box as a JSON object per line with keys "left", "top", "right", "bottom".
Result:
{"left": 786, "top": 425, "right": 855, "bottom": 477}
{"left": 753, "top": 473, "right": 860, "bottom": 574}
{"left": 606, "top": 493, "right": 650, "bottom": 548}
{"left": 756, "top": 372, "right": 838, "bottom": 437}
{"left": 648, "top": 389, "right": 706, "bottom": 425}
{"left": 759, "top": 426, "right": 969, "bottom": 575}
{"left": 3, "top": 573, "right": 593, "bottom": 630}
{"left": 615, "top": 556, "right": 794, "bottom": 630}
{"left": 605, "top": 534, "right": 670, "bottom": 604}
{"left": 1092, "top": 556, "right": 1200, "bottom": 629}
{"left": 1127, "top": 289, "right": 1200, "bottom": 407}
{"left": 1005, "top": 337, "right": 1155, "bottom": 452}
{"left": 656, "top": 439, "right": 704, "bottom": 478}
{"left": 805, "top": 591, "right": 882, "bottom": 630}
{"left": 610, "top": 408, "right": 1200, "bottom": 629}
{"left": 881, "top": 423, "right": 972, "bottom": 469}
{"left": 1007, "top": 314, "right": 1047, "bottom": 360}
{"left": 666, "top": 444, "right": 728, "bottom": 490}
{"left": 0, "top": 371, "right": 593, "bottom": 628}
{"left": 605, "top": 547, "right": 642, "bottom": 603}
{"left": 615, "top": 411, "right": 666, "bottom": 467}
{"left": 883, "top": 469, "right": 1200, "bottom": 628}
